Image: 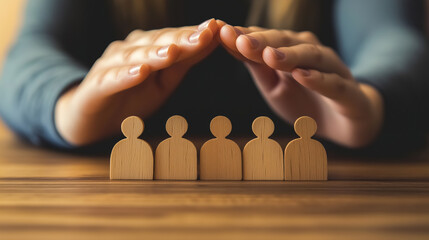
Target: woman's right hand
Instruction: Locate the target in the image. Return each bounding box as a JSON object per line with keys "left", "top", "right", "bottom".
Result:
{"left": 55, "top": 19, "right": 219, "bottom": 146}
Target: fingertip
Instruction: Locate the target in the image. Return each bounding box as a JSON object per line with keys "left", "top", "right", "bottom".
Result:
{"left": 236, "top": 34, "right": 265, "bottom": 63}
{"left": 216, "top": 19, "right": 227, "bottom": 28}
{"left": 127, "top": 65, "right": 148, "bottom": 83}
{"left": 198, "top": 18, "right": 214, "bottom": 31}
{"left": 139, "top": 64, "right": 151, "bottom": 80}
{"left": 262, "top": 47, "right": 278, "bottom": 67}
{"left": 168, "top": 43, "right": 180, "bottom": 56}
{"left": 235, "top": 34, "right": 250, "bottom": 54}
{"left": 195, "top": 28, "right": 214, "bottom": 45}
{"left": 164, "top": 44, "right": 181, "bottom": 67}
{"left": 220, "top": 25, "right": 239, "bottom": 46}
{"left": 236, "top": 34, "right": 257, "bottom": 50}
{"left": 219, "top": 24, "right": 230, "bottom": 37}
{"left": 205, "top": 18, "right": 218, "bottom": 34}
{"left": 157, "top": 44, "right": 180, "bottom": 63}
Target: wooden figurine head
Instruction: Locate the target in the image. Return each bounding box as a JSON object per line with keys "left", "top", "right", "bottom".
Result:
{"left": 121, "top": 116, "right": 144, "bottom": 139}
{"left": 210, "top": 116, "right": 232, "bottom": 138}
{"left": 294, "top": 116, "right": 317, "bottom": 139}
{"left": 166, "top": 115, "right": 188, "bottom": 138}
{"left": 252, "top": 116, "right": 275, "bottom": 139}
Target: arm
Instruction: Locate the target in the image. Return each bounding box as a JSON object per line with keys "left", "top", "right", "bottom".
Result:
{"left": 0, "top": 0, "right": 112, "bottom": 148}
{"left": 335, "top": 0, "right": 429, "bottom": 152}
{"left": 217, "top": 0, "right": 428, "bottom": 151}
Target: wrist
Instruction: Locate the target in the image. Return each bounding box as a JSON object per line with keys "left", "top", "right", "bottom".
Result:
{"left": 358, "top": 83, "right": 384, "bottom": 146}
{"left": 55, "top": 86, "right": 85, "bottom": 146}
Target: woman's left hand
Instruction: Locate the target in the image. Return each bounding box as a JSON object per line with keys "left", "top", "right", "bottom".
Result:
{"left": 217, "top": 21, "right": 384, "bottom": 148}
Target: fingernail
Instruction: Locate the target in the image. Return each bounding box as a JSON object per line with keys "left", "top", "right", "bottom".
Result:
{"left": 244, "top": 35, "right": 259, "bottom": 49}
{"left": 198, "top": 19, "right": 211, "bottom": 31}
{"left": 129, "top": 66, "right": 141, "bottom": 76}
{"left": 233, "top": 27, "right": 243, "bottom": 36}
{"left": 298, "top": 68, "right": 310, "bottom": 77}
{"left": 157, "top": 45, "right": 170, "bottom": 57}
{"left": 189, "top": 31, "right": 201, "bottom": 43}
{"left": 270, "top": 47, "right": 285, "bottom": 60}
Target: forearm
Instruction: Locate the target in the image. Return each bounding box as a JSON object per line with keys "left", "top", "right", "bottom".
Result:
{"left": 336, "top": 0, "right": 429, "bottom": 151}
{"left": 0, "top": 0, "right": 102, "bottom": 148}
{"left": 0, "top": 36, "right": 88, "bottom": 147}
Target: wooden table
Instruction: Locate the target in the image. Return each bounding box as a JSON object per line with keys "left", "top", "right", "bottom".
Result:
{"left": 1, "top": 121, "right": 429, "bottom": 240}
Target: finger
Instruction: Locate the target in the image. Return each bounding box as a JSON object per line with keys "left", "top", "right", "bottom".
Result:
{"left": 236, "top": 29, "right": 307, "bottom": 64}
{"left": 99, "top": 44, "right": 180, "bottom": 71}
{"left": 291, "top": 68, "right": 366, "bottom": 113}
{"left": 176, "top": 33, "right": 219, "bottom": 68}
{"left": 129, "top": 26, "right": 215, "bottom": 64}
{"left": 90, "top": 64, "right": 151, "bottom": 97}
{"left": 215, "top": 19, "right": 227, "bottom": 42}
{"left": 126, "top": 19, "right": 217, "bottom": 47}
{"left": 219, "top": 24, "right": 248, "bottom": 61}
{"left": 125, "top": 26, "right": 195, "bottom": 44}
{"left": 219, "top": 24, "right": 270, "bottom": 62}
{"left": 152, "top": 19, "right": 217, "bottom": 46}
{"left": 219, "top": 24, "right": 252, "bottom": 50}
{"left": 263, "top": 44, "right": 352, "bottom": 78}
{"left": 174, "top": 27, "right": 216, "bottom": 62}
{"left": 215, "top": 19, "right": 227, "bottom": 30}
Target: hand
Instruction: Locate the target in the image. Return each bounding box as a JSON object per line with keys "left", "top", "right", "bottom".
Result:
{"left": 218, "top": 21, "right": 383, "bottom": 148}
{"left": 55, "top": 19, "right": 219, "bottom": 146}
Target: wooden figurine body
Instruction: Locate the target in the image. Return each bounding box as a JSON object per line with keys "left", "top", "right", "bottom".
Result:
{"left": 285, "top": 116, "right": 327, "bottom": 181}
{"left": 110, "top": 116, "right": 153, "bottom": 180}
{"left": 200, "top": 116, "right": 242, "bottom": 180}
{"left": 155, "top": 115, "right": 197, "bottom": 180}
{"left": 243, "top": 116, "right": 283, "bottom": 180}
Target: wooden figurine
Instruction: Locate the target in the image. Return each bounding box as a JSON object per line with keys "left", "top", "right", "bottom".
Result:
{"left": 284, "top": 116, "right": 327, "bottom": 181}
{"left": 110, "top": 116, "right": 153, "bottom": 180}
{"left": 154, "top": 115, "right": 197, "bottom": 180}
{"left": 243, "top": 116, "right": 283, "bottom": 180}
{"left": 200, "top": 116, "right": 242, "bottom": 180}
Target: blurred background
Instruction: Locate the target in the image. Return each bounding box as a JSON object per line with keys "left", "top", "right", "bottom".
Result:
{"left": 0, "top": 0, "right": 24, "bottom": 71}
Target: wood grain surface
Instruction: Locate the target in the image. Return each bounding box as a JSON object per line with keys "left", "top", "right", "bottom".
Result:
{"left": 1, "top": 120, "right": 429, "bottom": 240}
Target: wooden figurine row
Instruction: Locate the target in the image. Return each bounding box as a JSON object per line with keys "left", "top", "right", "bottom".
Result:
{"left": 110, "top": 115, "right": 327, "bottom": 181}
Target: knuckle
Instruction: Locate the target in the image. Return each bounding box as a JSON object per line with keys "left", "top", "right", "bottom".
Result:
{"left": 122, "top": 47, "right": 135, "bottom": 61}
{"left": 94, "top": 69, "right": 109, "bottom": 86}
{"left": 142, "top": 46, "right": 152, "bottom": 59}
{"left": 151, "top": 28, "right": 170, "bottom": 43}
{"left": 299, "top": 31, "right": 318, "bottom": 43}
{"left": 248, "top": 26, "right": 262, "bottom": 31}
{"left": 333, "top": 78, "right": 348, "bottom": 95}
{"left": 126, "top": 29, "right": 144, "bottom": 41}
{"left": 305, "top": 44, "right": 323, "bottom": 62}
{"left": 175, "top": 31, "right": 187, "bottom": 44}
{"left": 177, "top": 30, "right": 193, "bottom": 44}
{"left": 92, "top": 59, "right": 105, "bottom": 69}
{"left": 279, "top": 35, "right": 291, "bottom": 45}
{"left": 106, "top": 40, "right": 123, "bottom": 53}
{"left": 324, "top": 46, "right": 335, "bottom": 56}
{"left": 109, "top": 40, "right": 122, "bottom": 48}
{"left": 114, "top": 68, "right": 122, "bottom": 81}
{"left": 267, "top": 29, "right": 282, "bottom": 35}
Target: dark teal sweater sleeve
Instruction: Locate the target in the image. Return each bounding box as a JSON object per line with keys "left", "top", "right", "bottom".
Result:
{"left": 0, "top": 0, "right": 112, "bottom": 148}
{"left": 335, "top": 0, "right": 429, "bottom": 152}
